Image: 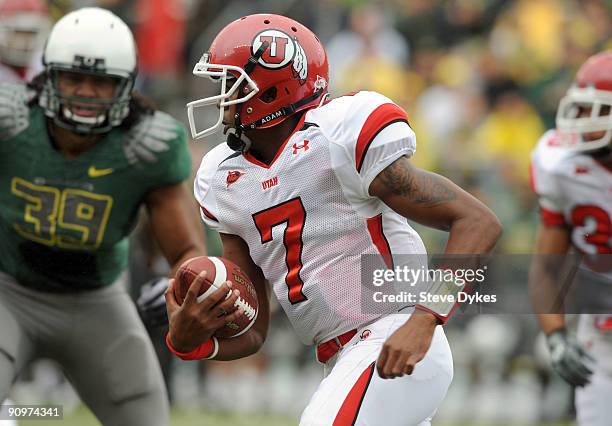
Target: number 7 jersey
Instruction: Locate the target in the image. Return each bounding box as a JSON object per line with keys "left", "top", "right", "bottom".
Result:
{"left": 194, "top": 91, "right": 427, "bottom": 345}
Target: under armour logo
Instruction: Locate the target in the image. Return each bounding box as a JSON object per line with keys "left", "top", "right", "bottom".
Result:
{"left": 292, "top": 140, "right": 310, "bottom": 155}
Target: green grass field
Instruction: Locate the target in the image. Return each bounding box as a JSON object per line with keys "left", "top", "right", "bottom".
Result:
{"left": 19, "top": 405, "right": 575, "bottom": 426}
{"left": 19, "top": 406, "right": 295, "bottom": 426}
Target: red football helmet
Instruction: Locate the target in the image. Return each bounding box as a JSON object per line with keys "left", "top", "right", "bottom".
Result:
{"left": 0, "top": 0, "right": 50, "bottom": 67}
{"left": 187, "top": 14, "right": 329, "bottom": 140}
{"left": 556, "top": 51, "right": 612, "bottom": 152}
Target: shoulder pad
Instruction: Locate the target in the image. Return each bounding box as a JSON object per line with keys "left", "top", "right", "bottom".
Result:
{"left": 195, "top": 143, "right": 235, "bottom": 191}
{"left": 0, "top": 83, "right": 36, "bottom": 141}
{"left": 308, "top": 91, "right": 404, "bottom": 142}
{"left": 122, "top": 111, "right": 181, "bottom": 165}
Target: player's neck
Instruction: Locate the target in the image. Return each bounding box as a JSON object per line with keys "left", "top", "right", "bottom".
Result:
{"left": 48, "top": 122, "right": 104, "bottom": 159}
{"left": 245, "top": 113, "right": 304, "bottom": 165}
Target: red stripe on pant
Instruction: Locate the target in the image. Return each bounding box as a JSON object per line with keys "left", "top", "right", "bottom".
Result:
{"left": 333, "top": 362, "right": 376, "bottom": 425}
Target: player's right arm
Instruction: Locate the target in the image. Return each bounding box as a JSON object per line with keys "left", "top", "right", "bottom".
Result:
{"left": 530, "top": 224, "right": 571, "bottom": 334}
{"left": 528, "top": 131, "right": 594, "bottom": 387}
{"left": 165, "top": 145, "right": 271, "bottom": 360}
{"left": 528, "top": 131, "right": 572, "bottom": 333}
{"left": 212, "top": 233, "right": 271, "bottom": 360}
{"left": 165, "top": 233, "right": 271, "bottom": 360}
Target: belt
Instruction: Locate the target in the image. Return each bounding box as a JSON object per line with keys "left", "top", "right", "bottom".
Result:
{"left": 316, "top": 329, "right": 358, "bottom": 363}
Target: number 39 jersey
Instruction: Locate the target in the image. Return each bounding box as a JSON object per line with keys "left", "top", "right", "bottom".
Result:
{"left": 194, "top": 91, "right": 427, "bottom": 345}
{"left": 0, "top": 83, "right": 191, "bottom": 291}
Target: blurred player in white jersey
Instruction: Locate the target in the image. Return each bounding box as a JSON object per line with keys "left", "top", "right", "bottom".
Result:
{"left": 0, "top": 0, "right": 49, "bottom": 83}
{"left": 530, "top": 51, "right": 612, "bottom": 426}
{"left": 166, "top": 14, "right": 501, "bottom": 426}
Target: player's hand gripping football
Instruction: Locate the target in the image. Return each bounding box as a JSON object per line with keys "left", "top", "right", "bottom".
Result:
{"left": 376, "top": 311, "right": 438, "bottom": 379}
{"left": 547, "top": 329, "right": 595, "bottom": 387}
{"left": 165, "top": 271, "right": 244, "bottom": 352}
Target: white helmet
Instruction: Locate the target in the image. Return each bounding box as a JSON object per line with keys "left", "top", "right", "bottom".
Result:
{"left": 39, "top": 7, "right": 137, "bottom": 134}
{"left": 556, "top": 51, "right": 612, "bottom": 152}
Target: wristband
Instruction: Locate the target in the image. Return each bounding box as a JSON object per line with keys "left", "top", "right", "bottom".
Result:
{"left": 416, "top": 265, "right": 464, "bottom": 324}
{"left": 166, "top": 333, "right": 219, "bottom": 360}
{"left": 415, "top": 304, "right": 450, "bottom": 325}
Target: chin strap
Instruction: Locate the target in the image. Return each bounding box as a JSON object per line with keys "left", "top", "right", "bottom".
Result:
{"left": 228, "top": 88, "right": 326, "bottom": 152}
{"left": 226, "top": 42, "right": 268, "bottom": 153}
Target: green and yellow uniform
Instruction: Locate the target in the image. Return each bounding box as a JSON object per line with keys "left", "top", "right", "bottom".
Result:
{"left": 0, "top": 83, "right": 191, "bottom": 425}
{"left": 0, "top": 83, "right": 191, "bottom": 291}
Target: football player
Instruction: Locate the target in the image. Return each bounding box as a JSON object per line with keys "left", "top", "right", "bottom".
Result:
{"left": 530, "top": 51, "right": 612, "bottom": 426}
{"left": 166, "top": 14, "right": 501, "bottom": 426}
{"left": 0, "top": 8, "right": 206, "bottom": 425}
{"left": 0, "top": 0, "right": 49, "bottom": 83}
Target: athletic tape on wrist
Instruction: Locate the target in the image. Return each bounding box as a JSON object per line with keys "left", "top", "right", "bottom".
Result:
{"left": 415, "top": 266, "right": 465, "bottom": 324}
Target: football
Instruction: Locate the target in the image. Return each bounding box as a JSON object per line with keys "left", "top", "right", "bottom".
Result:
{"left": 174, "top": 256, "right": 258, "bottom": 338}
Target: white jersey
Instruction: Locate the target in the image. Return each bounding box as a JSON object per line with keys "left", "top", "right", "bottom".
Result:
{"left": 531, "top": 129, "right": 612, "bottom": 258}
{"left": 531, "top": 129, "right": 612, "bottom": 341}
{"left": 194, "top": 91, "right": 426, "bottom": 345}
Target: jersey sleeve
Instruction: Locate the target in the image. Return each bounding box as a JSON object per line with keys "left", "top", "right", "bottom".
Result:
{"left": 123, "top": 111, "right": 192, "bottom": 188}
{"left": 193, "top": 146, "right": 230, "bottom": 234}
{"left": 530, "top": 130, "right": 567, "bottom": 227}
{"left": 323, "top": 91, "right": 416, "bottom": 199}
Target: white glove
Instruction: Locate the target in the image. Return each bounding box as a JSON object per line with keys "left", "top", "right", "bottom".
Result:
{"left": 547, "top": 329, "right": 595, "bottom": 387}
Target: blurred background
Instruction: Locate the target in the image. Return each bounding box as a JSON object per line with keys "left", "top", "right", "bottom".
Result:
{"left": 2, "top": 0, "right": 611, "bottom": 424}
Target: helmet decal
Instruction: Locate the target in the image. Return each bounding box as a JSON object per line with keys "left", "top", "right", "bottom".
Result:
{"left": 187, "top": 14, "right": 329, "bottom": 140}
{"left": 252, "top": 29, "right": 295, "bottom": 69}
{"left": 292, "top": 40, "right": 308, "bottom": 83}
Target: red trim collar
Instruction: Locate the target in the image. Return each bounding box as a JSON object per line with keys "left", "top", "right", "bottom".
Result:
{"left": 242, "top": 112, "right": 308, "bottom": 169}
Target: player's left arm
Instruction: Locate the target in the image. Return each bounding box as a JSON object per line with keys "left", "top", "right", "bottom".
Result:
{"left": 370, "top": 155, "right": 502, "bottom": 250}
{"left": 146, "top": 182, "right": 206, "bottom": 274}
{"left": 369, "top": 156, "right": 502, "bottom": 379}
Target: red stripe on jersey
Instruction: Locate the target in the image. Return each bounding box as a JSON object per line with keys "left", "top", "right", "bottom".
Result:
{"left": 366, "top": 214, "right": 394, "bottom": 269}
{"left": 355, "top": 103, "right": 408, "bottom": 173}
{"left": 200, "top": 205, "right": 218, "bottom": 222}
{"left": 333, "top": 362, "right": 375, "bottom": 426}
{"left": 540, "top": 207, "right": 565, "bottom": 227}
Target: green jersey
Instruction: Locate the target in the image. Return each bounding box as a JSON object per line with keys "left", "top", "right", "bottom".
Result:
{"left": 0, "top": 83, "right": 191, "bottom": 291}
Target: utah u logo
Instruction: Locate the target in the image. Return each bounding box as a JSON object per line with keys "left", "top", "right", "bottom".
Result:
{"left": 253, "top": 29, "right": 295, "bottom": 69}
{"left": 292, "top": 140, "right": 310, "bottom": 155}
{"left": 259, "top": 35, "right": 289, "bottom": 65}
